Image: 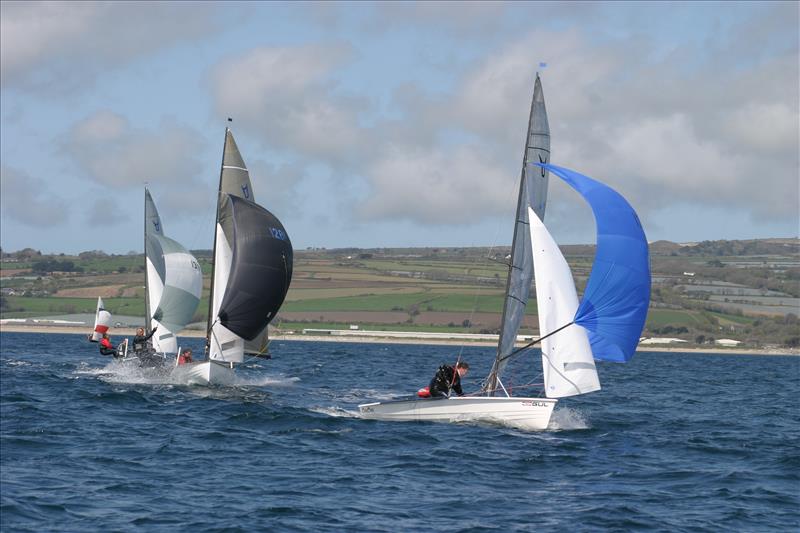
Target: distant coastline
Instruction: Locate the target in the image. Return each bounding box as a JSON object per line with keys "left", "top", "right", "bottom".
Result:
{"left": 2, "top": 322, "right": 797, "bottom": 356}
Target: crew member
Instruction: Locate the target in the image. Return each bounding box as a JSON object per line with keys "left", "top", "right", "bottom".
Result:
{"left": 428, "top": 361, "right": 470, "bottom": 398}
{"left": 177, "top": 348, "right": 193, "bottom": 365}
{"left": 99, "top": 333, "right": 116, "bottom": 357}
{"left": 131, "top": 326, "right": 157, "bottom": 353}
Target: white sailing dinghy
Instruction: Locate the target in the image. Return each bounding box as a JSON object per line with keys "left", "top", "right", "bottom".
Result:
{"left": 113, "top": 190, "right": 203, "bottom": 367}
{"left": 133, "top": 189, "right": 203, "bottom": 364}
{"left": 359, "top": 78, "right": 651, "bottom": 430}
{"left": 172, "top": 126, "right": 293, "bottom": 385}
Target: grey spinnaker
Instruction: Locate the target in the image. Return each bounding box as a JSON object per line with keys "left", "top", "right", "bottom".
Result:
{"left": 217, "top": 194, "right": 293, "bottom": 340}
{"left": 487, "top": 73, "right": 550, "bottom": 393}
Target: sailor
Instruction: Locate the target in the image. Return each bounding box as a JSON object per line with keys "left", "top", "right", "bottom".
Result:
{"left": 428, "top": 361, "right": 469, "bottom": 398}
{"left": 131, "top": 326, "right": 157, "bottom": 354}
{"left": 177, "top": 348, "right": 193, "bottom": 365}
{"left": 99, "top": 333, "right": 116, "bottom": 357}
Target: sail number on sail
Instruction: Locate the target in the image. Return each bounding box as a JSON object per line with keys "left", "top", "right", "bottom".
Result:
{"left": 269, "top": 227, "right": 289, "bottom": 241}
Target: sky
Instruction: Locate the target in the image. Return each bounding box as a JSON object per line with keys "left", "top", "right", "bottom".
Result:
{"left": 1, "top": 1, "right": 798, "bottom": 255}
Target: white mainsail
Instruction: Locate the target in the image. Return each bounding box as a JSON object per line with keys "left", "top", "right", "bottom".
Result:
{"left": 91, "top": 297, "right": 111, "bottom": 342}
{"left": 528, "top": 207, "right": 600, "bottom": 398}
{"left": 209, "top": 215, "right": 243, "bottom": 362}
{"left": 144, "top": 189, "right": 202, "bottom": 354}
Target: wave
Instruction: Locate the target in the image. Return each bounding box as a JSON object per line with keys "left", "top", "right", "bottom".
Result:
{"left": 548, "top": 407, "right": 591, "bottom": 430}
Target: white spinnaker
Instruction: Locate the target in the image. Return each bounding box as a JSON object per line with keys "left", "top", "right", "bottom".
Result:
{"left": 146, "top": 247, "right": 202, "bottom": 354}
{"left": 144, "top": 189, "right": 202, "bottom": 354}
{"left": 528, "top": 207, "right": 601, "bottom": 398}
{"left": 91, "top": 297, "right": 112, "bottom": 341}
{"left": 209, "top": 223, "right": 244, "bottom": 363}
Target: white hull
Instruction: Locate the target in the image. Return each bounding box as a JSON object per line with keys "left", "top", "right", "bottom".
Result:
{"left": 358, "top": 396, "right": 558, "bottom": 430}
{"left": 171, "top": 360, "right": 236, "bottom": 386}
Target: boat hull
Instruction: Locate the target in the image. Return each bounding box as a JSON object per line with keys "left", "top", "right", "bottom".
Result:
{"left": 358, "top": 396, "right": 557, "bottom": 430}
{"left": 171, "top": 360, "right": 236, "bottom": 386}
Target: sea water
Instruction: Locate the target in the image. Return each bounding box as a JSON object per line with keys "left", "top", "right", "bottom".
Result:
{"left": 1, "top": 332, "right": 798, "bottom": 532}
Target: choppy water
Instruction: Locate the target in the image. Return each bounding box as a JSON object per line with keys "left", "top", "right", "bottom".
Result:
{"left": 1, "top": 331, "right": 798, "bottom": 532}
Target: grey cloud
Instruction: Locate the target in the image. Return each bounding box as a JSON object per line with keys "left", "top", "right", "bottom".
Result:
{"left": 247, "top": 159, "right": 306, "bottom": 219}
{"left": 210, "top": 43, "right": 369, "bottom": 167}
{"left": 0, "top": 165, "right": 68, "bottom": 227}
{"left": 63, "top": 111, "right": 201, "bottom": 186}
{"left": 62, "top": 111, "right": 211, "bottom": 217}
{"left": 86, "top": 197, "right": 128, "bottom": 227}
{"left": 1, "top": 1, "right": 217, "bottom": 91}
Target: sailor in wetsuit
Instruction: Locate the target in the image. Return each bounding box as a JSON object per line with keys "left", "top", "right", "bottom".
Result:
{"left": 131, "top": 327, "right": 162, "bottom": 366}
{"left": 428, "top": 361, "right": 470, "bottom": 398}
{"left": 99, "top": 333, "right": 117, "bottom": 357}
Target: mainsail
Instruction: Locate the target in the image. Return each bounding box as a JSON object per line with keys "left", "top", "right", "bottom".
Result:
{"left": 144, "top": 189, "right": 203, "bottom": 354}
{"left": 487, "top": 73, "right": 551, "bottom": 393}
{"left": 90, "top": 297, "right": 111, "bottom": 342}
{"left": 206, "top": 128, "right": 293, "bottom": 363}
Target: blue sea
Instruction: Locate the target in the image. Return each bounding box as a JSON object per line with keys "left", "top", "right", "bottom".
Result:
{"left": 1, "top": 331, "right": 798, "bottom": 532}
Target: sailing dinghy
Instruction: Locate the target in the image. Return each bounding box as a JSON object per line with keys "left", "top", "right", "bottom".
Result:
{"left": 133, "top": 189, "right": 202, "bottom": 365}
{"left": 112, "top": 190, "right": 203, "bottom": 367}
{"left": 89, "top": 297, "right": 112, "bottom": 342}
{"left": 360, "top": 164, "right": 650, "bottom": 430}
{"left": 359, "top": 76, "right": 650, "bottom": 430}
{"left": 172, "top": 126, "right": 293, "bottom": 385}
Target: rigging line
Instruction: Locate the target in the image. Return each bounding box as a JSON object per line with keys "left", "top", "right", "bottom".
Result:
{"left": 482, "top": 321, "right": 574, "bottom": 392}
{"left": 495, "top": 321, "right": 574, "bottom": 365}
{"left": 457, "top": 168, "right": 525, "bottom": 363}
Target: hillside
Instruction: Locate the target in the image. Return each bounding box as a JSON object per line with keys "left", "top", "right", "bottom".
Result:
{"left": 2, "top": 238, "right": 799, "bottom": 348}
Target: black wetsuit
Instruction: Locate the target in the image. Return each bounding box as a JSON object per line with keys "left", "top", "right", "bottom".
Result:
{"left": 132, "top": 329, "right": 157, "bottom": 353}
{"left": 131, "top": 329, "right": 163, "bottom": 367}
{"left": 428, "top": 365, "right": 463, "bottom": 398}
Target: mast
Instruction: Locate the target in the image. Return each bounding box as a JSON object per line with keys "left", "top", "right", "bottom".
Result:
{"left": 205, "top": 122, "right": 231, "bottom": 341}
{"left": 486, "top": 72, "right": 550, "bottom": 394}
{"left": 144, "top": 188, "right": 151, "bottom": 335}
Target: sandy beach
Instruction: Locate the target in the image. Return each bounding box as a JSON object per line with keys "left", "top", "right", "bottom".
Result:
{"left": 1, "top": 322, "right": 797, "bottom": 356}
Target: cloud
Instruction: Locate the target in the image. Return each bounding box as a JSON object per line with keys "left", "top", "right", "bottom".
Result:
{"left": 0, "top": 165, "right": 68, "bottom": 227}
{"left": 64, "top": 111, "right": 202, "bottom": 186}
{"left": 358, "top": 144, "right": 513, "bottom": 225}
{"left": 204, "top": 6, "right": 798, "bottom": 237}
{"left": 0, "top": 1, "right": 216, "bottom": 91}
{"left": 210, "top": 44, "right": 369, "bottom": 165}
{"left": 62, "top": 110, "right": 212, "bottom": 217}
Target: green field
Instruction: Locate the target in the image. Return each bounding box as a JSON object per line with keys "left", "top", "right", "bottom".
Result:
{"left": 281, "top": 292, "right": 506, "bottom": 313}
{"left": 2, "top": 296, "right": 145, "bottom": 317}
{"left": 3, "top": 239, "right": 799, "bottom": 347}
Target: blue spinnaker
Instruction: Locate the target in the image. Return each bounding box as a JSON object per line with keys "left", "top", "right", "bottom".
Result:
{"left": 535, "top": 163, "right": 651, "bottom": 362}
